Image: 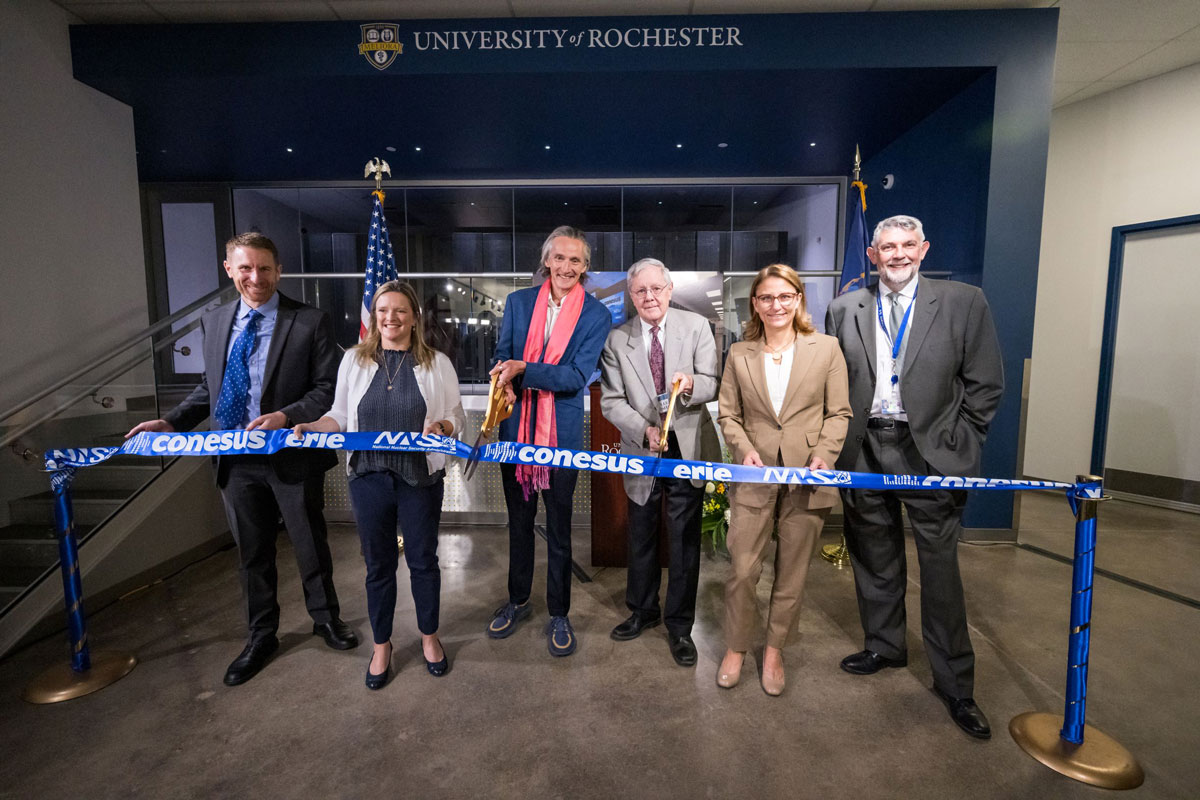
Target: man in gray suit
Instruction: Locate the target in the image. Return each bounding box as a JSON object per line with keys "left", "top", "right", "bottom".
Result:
{"left": 600, "top": 258, "right": 720, "bottom": 666}
{"left": 825, "top": 215, "right": 1004, "bottom": 738}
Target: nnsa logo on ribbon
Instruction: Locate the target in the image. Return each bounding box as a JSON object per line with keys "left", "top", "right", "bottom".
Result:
{"left": 359, "top": 23, "right": 403, "bottom": 70}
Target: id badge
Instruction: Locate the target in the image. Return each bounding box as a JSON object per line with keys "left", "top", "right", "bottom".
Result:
{"left": 656, "top": 391, "right": 672, "bottom": 416}
{"left": 881, "top": 398, "right": 900, "bottom": 415}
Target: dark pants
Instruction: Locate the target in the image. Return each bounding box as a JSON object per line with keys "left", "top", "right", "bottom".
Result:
{"left": 841, "top": 425, "right": 975, "bottom": 697}
{"left": 501, "top": 463, "right": 577, "bottom": 617}
{"left": 219, "top": 458, "right": 340, "bottom": 643}
{"left": 348, "top": 471, "right": 444, "bottom": 643}
{"left": 625, "top": 436, "right": 704, "bottom": 636}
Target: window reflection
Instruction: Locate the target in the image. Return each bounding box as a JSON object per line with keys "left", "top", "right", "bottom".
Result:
{"left": 406, "top": 188, "right": 513, "bottom": 273}
{"left": 732, "top": 184, "right": 840, "bottom": 271}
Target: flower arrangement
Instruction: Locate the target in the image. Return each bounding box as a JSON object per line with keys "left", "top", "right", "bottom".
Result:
{"left": 701, "top": 478, "right": 731, "bottom": 553}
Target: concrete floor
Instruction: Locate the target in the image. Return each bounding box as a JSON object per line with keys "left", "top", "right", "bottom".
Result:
{"left": 1, "top": 494, "right": 1197, "bottom": 799}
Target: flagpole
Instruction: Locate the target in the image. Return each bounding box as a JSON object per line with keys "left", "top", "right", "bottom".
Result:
{"left": 361, "top": 157, "right": 403, "bottom": 553}
{"left": 822, "top": 145, "right": 864, "bottom": 569}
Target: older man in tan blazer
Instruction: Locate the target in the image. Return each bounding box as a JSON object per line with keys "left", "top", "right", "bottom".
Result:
{"left": 716, "top": 263, "right": 851, "bottom": 695}
{"left": 600, "top": 258, "right": 720, "bottom": 667}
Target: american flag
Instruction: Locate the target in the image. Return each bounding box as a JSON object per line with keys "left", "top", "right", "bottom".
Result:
{"left": 360, "top": 190, "right": 399, "bottom": 341}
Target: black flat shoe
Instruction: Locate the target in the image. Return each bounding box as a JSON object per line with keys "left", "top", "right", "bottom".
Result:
{"left": 365, "top": 663, "right": 391, "bottom": 690}
{"left": 425, "top": 654, "right": 449, "bottom": 677}
{"left": 425, "top": 638, "right": 449, "bottom": 677}
{"left": 610, "top": 613, "right": 661, "bottom": 641}
{"left": 223, "top": 636, "right": 279, "bottom": 686}
{"left": 365, "top": 644, "right": 392, "bottom": 690}
{"left": 313, "top": 618, "right": 359, "bottom": 650}
{"left": 933, "top": 686, "right": 992, "bottom": 739}
{"left": 839, "top": 649, "right": 907, "bottom": 675}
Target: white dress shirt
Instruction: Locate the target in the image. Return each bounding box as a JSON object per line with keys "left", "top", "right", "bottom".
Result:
{"left": 870, "top": 275, "right": 919, "bottom": 420}
{"left": 764, "top": 345, "right": 794, "bottom": 417}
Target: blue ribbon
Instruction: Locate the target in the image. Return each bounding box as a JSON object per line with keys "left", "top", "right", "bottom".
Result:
{"left": 44, "top": 429, "right": 1084, "bottom": 495}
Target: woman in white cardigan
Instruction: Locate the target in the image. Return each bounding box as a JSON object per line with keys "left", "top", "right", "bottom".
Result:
{"left": 296, "top": 281, "right": 464, "bottom": 689}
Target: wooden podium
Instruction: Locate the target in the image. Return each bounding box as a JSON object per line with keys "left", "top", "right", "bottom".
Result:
{"left": 589, "top": 384, "right": 670, "bottom": 568}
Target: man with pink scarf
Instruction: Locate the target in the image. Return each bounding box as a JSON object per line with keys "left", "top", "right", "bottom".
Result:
{"left": 485, "top": 226, "right": 612, "bottom": 657}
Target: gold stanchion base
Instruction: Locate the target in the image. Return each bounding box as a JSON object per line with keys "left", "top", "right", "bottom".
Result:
{"left": 1009, "top": 712, "right": 1144, "bottom": 790}
{"left": 22, "top": 650, "right": 137, "bottom": 705}
{"left": 820, "top": 542, "right": 851, "bottom": 567}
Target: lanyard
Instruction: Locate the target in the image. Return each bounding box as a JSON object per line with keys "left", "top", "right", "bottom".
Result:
{"left": 876, "top": 284, "right": 917, "bottom": 362}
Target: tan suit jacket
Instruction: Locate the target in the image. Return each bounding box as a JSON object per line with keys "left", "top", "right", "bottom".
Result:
{"left": 717, "top": 333, "right": 853, "bottom": 510}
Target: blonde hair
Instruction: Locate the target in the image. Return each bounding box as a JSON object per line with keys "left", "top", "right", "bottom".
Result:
{"left": 742, "top": 263, "right": 815, "bottom": 341}
{"left": 353, "top": 281, "right": 438, "bottom": 369}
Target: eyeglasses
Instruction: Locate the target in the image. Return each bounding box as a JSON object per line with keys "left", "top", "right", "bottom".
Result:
{"left": 632, "top": 285, "right": 669, "bottom": 300}
{"left": 754, "top": 292, "right": 800, "bottom": 307}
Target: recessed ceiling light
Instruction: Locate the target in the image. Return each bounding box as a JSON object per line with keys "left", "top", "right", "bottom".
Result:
{"left": 809, "top": 142, "right": 816, "bottom": 147}
{"left": 286, "top": 147, "right": 293, "bottom": 153}
{"left": 753, "top": 201, "right": 758, "bottom": 205}
{"left": 563, "top": 202, "right": 568, "bottom": 206}
{"left": 445, "top": 282, "right": 453, "bottom": 290}
{"left": 657, "top": 201, "right": 663, "bottom": 205}
{"left": 675, "top": 143, "right": 683, "bottom": 149}
{"left": 470, "top": 202, "right": 475, "bottom": 206}
{"left": 544, "top": 144, "right": 551, "bottom": 150}
{"left": 415, "top": 146, "right": 422, "bottom": 151}
{"left": 385, "top": 146, "right": 396, "bottom": 152}
{"left": 718, "top": 142, "right": 728, "bottom": 148}
{"left": 705, "top": 290, "right": 721, "bottom": 297}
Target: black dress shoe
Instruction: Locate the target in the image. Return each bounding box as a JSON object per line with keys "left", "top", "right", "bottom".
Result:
{"left": 839, "top": 649, "right": 908, "bottom": 675}
{"left": 933, "top": 686, "right": 992, "bottom": 739}
{"left": 610, "top": 613, "right": 661, "bottom": 641}
{"left": 668, "top": 633, "right": 698, "bottom": 667}
{"left": 223, "top": 637, "right": 278, "bottom": 686}
{"left": 313, "top": 618, "right": 359, "bottom": 650}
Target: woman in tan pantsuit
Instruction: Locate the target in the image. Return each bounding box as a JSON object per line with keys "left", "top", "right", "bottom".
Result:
{"left": 717, "top": 264, "right": 852, "bottom": 695}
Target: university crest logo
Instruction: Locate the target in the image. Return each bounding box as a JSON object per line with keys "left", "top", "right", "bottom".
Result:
{"left": 358, "top": 23, "right": 402, "bottom": 70}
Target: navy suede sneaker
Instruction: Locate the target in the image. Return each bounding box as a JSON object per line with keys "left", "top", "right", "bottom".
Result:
{"left": 546, "top": 616, "right": 577, "bottom": 657}
{"left": 487, "top": 601, "right": 531, "bottom": 639}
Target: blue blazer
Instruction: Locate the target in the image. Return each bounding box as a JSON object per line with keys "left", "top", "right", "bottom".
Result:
{"left": 494, "top": 284, "right": 612, "bottom": 451}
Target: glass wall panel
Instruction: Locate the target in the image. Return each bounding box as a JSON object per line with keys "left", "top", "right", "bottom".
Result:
{"left": 513, "top": 186, "right": 623, "bottom": 272}
{"left": 731, "top": 184, "right": 839, "bottom": 272}
{"left": 406, "top": 187, "right": 514, "bottom": 273}
{"left": 623, "top": 185, "right": 732, "bottom": 271}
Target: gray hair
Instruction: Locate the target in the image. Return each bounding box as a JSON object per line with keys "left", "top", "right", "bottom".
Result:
{"left": 537, "top": 225, "right": 591, "bottom": 280}
{"left": 627, "top": 257, "right": 672, "bottom": 286}
{"left": 872, "top": 215, "right": 925, "bottom": 247}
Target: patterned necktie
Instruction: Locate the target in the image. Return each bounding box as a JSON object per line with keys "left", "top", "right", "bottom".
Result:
{"left": 888, "top": 292, "right": 903, "bottom": 341}
{"left": 214, "top": 309, "right": 262, "bottom": 429}
{"left": 650, "top": 324, "right": 665, "bottom": 395}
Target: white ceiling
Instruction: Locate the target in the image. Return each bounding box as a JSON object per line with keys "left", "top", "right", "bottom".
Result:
{"left": 52, "top": 0, "right": 1200, "bottom": 108}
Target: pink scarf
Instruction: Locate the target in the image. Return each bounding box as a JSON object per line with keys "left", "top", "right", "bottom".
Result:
{"left": 515, "top": 280, "right": 585, "bottom": 498}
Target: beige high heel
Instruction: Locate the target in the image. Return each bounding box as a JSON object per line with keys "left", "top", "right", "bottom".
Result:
{"left": 761, "top": 650, "right": 785, "bottom": 696}
{"left": 717, "top": 650, "right": 745, "bottom": 689}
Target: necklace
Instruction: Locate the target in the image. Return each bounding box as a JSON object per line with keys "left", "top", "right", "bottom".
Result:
{"left": 764, "top": 337, "right": 795, "bottom": 365}
{"left": 381, "top": 348, "right": 409, "bottom": 390}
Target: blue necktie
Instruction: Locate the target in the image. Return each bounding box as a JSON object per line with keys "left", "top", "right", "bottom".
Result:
{"left": 215, "top": 309, "right": 262, "bottom": 429}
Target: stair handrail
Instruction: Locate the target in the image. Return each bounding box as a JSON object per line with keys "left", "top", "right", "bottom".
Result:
{"left": 0, "top": 285, "right": 237, "bottom": 448}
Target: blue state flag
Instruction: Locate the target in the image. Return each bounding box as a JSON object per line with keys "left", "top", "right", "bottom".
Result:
{"left": 838, "top": 180, "right": 869, "bottom": 296}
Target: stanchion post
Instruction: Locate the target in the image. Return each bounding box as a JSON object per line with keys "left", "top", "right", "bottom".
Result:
{"left": 1009, "top": 474, "right": 1144, "bottom": 790}
{"left": 22, "top": 472, "right": 137, "bottom": 704}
